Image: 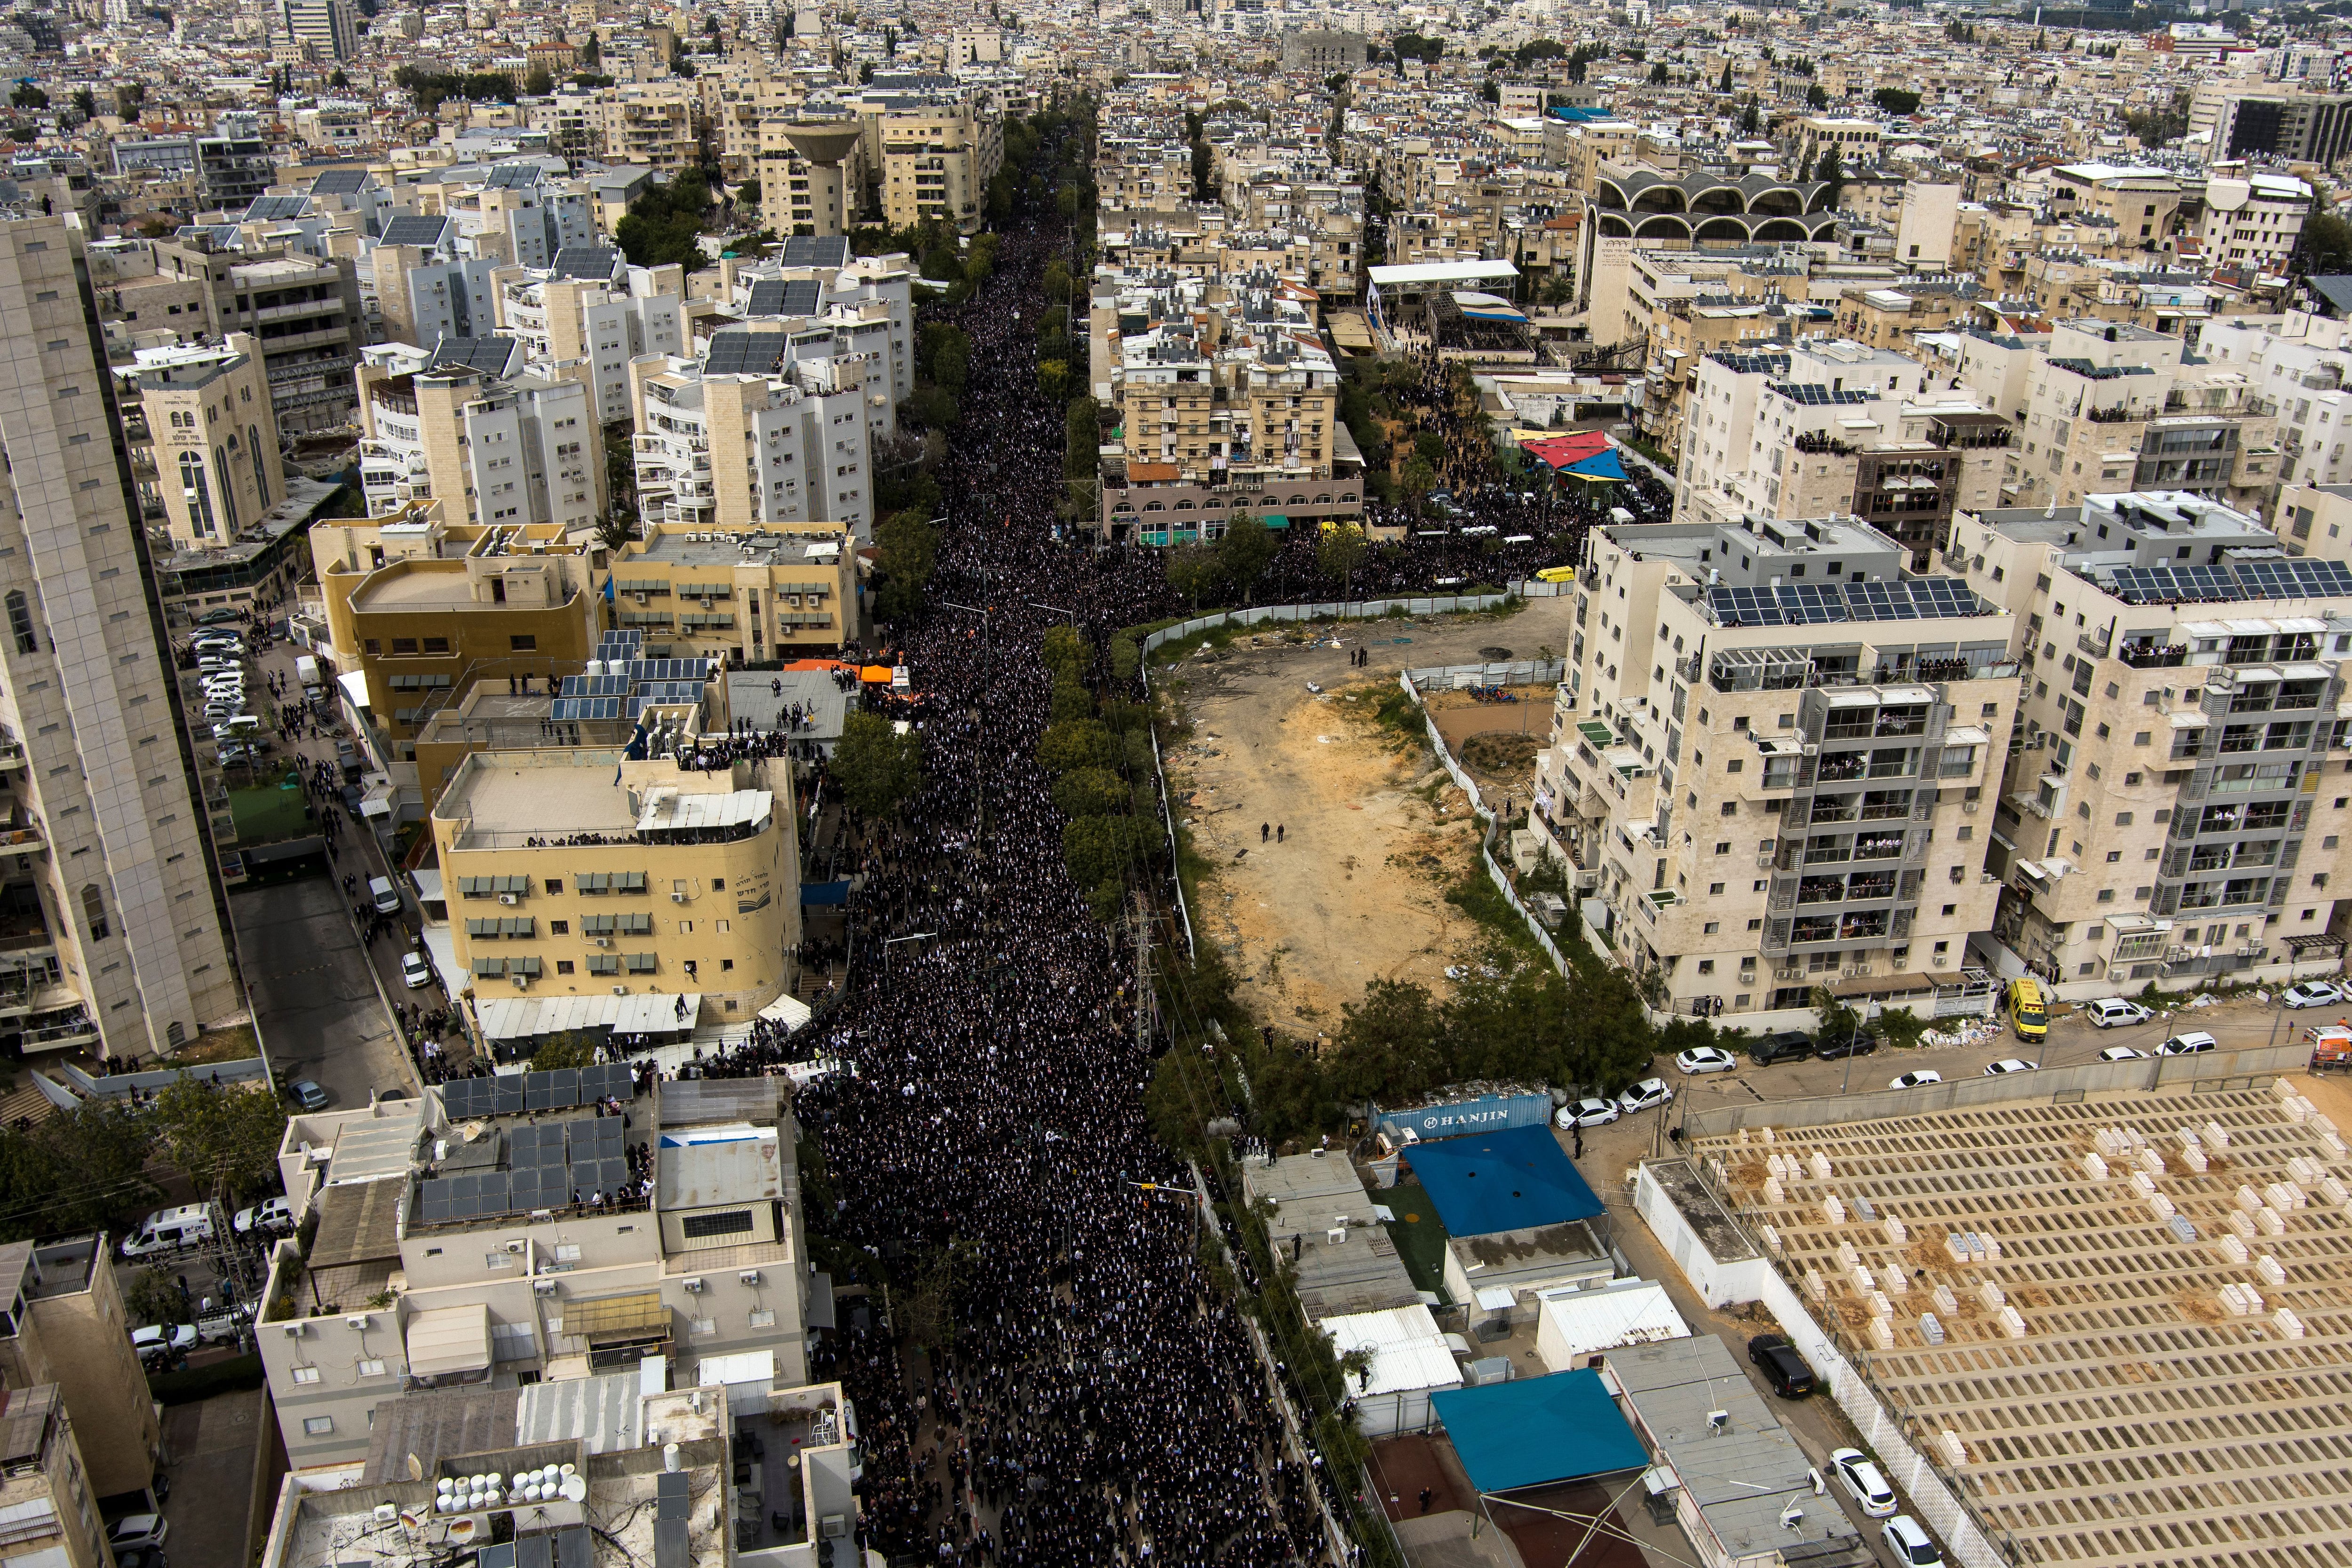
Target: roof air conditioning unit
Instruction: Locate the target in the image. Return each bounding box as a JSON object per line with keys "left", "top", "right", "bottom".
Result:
{"left": 681, "top": 1277, "right": 704, "bottom": 1293}
{"left": 1780, "top": 1504, "right": 1806, "bottom": 1530}
{"left": 346, "top": 1314, "right": 371, "bottom": 1330}
{"left": 671, "top": 892, "right": 689, "bottom": 903}
{"left": 281, "top": 1322, "right": 306, "bottom": 1337}
{"left": 533, "top": 1278, "right": 558, "bottom": 1295}
{"left": 613, "top": 985, "right": 629, "bottom": 995}
{"left": 1707, "top": 1410, "right": 1731, "bottom": 1433}
{"left": 738, "top": 1270, "right": 760, "bottom": 1285}
{"left": 595, "top": 936, "right": 610, "bottom": 947}
{"left": 498, "top": 893, "right": 519, "bottom": 906}
{"left": 819, "top": 1516, "right": 847, "bottom": 1541}
{"left": 505, "top": 1240, "right": 526, "bottom": 1254}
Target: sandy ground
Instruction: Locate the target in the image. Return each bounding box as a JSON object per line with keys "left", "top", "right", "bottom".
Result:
{"left": 1156, "top": 598, "right": 1572, "bottom": 1030}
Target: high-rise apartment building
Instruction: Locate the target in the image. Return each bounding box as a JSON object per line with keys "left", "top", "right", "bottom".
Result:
{"left": 1538, "top": 517, "right": 2018, "bottom": 1025}
{"left": 0, "top": 1236, "right": 163, "bottom": 1504}
{"left": 629, "top": 342, "right": 875, "bottom": 539}
{"left": 272, "top": 0, "right": 358, "bottom": 60}
{"left": 353, "top": 343, "right": 606, "bottom": 533}
{"left": 0, "top": 216, "right": 240, "bottom": 1062}
{"left": 873, "top": 103, "right": 1004, "bottom": 231}
{"left": 499, "top": 249, "right": 686, "bottom": 426}
{"left": 1953, "top": 492, "right": 2352, "bottom": 990}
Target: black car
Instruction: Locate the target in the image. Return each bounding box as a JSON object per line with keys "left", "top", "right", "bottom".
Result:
{"left": 1813, "top": 1031, "right": 1880, "bottom": 1061}
{"left": 1748, "top": 1332, "right": 1817, "bottom": 1398}
{"left": 1750, "top": 1031, "right": 1815, "bottom": 1067}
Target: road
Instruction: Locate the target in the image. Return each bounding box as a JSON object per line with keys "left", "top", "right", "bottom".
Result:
{"left": 229, "top": 874, "right": 410, "bottom": 1115}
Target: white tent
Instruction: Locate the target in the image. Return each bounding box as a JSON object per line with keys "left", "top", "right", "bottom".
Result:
{"left": 1323, "top": 1303, "right": 1462, "bottom": 1439}
{"left": 1534, "top": 1279, "right": 1691, "bottom": 1373}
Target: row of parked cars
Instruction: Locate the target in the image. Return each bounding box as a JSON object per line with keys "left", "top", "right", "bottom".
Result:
{"left": 1744, "top": 1335, "right": 1951, "bottom": 1567}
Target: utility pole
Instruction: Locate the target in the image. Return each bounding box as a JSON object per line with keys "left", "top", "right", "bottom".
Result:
{"left": 1131, "top": 891, "right": 1152, "bottom": 1059}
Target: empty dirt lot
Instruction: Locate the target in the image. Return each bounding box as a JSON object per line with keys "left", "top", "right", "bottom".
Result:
{"left": 1156, "top": 597, "right": 1572, "bottom": 1029}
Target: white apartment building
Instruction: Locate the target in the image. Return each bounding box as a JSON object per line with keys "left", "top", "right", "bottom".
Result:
{"left": 2198, "top": 313, "right": 2352, "bottom": 493}
{"left": 2200, "top": 170, "right": 2312, "bottom": 276}
{"left": 1538, "top": 517, "right": 2018, "bottom": 1027}
{"left": 258, "top": 1072, "right": 810, "bottom": 1470}
{"left": 355, "top": 343, "right": 604, "bottom": 534}
{"left": 1951, "top": 491, "right": 2352, "bottom": 992}
{"left": 629, "top": 346, "right": 874, "bottom": 539}
{"left": 500, "top": 249, "right": 687, "bottom": 426}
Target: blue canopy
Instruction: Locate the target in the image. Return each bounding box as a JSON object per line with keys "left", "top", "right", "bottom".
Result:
{"left": 1565, "top": 448, "right": 1628, "bottom": 482}
{"left": 1432, "top": 1371, "right": 1649, "bottom": 1493}
{"left": 1403, "top": 1122, "right": 1604, "bottom": 1236}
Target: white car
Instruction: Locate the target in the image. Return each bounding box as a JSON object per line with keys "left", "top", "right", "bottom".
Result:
{"left": 1830, "top": 1448, "right": 1898, "bottom": 1518}
{"left": 2085, "top": 998, "right": 2153, "bottom": 1028}
{"left": 1554, "top": 1097, "right": 1621, "bottom": 1129}
{"left": 1882, "top": 1516, "right": 1945, "bottom": 1568}
{"left": 107, "top": 1517, "right": 169, "bottom": 1556}
{"left": 1889, "top": 1070, "right": 1943, "bottom": 1090}
{"left": 231, "top": 1196, "right": 293, "bottom": 1235}
{"left": 1673, "top": 1046, "right": 1738, "bottom": 1075}
{"left": 1616, "top": 1078, "right": 1674, "bottom": 1114}
{"left": 129, "top": 1324, "right": 194, "bottom": 1365}
{"left": 2097, "top": 1045, "right": 2147, "bottom": 1062}
{"left": 1983, "top": 1059, "right": 2038, "bottom": 1076}
{"left": 401, "top": 951, "right": 435, "bottom": 990}
{"left": 2281, "top": 981, "right": 2344, "bottom": 1009}
{"left": 2157, "top": 1032, "right": 2217, "bottom": 1056}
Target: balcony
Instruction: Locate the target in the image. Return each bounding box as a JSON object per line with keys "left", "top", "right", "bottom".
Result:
{"left": 2118, "top": 642, "right": 2186, "bottom": 669}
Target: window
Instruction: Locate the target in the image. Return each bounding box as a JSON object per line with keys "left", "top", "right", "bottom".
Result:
{"left": 1708, "top": 882, "right": 1725, "bottom": 895}
{"left": 291, "top": 1366, "right": 322, "bottom": 1384}
{"left": 4, "top": 590, "right": 32, "bottom": 655}
{"left": 1715, "top": 842, "right": 1731, "bottom": 854}
{"left": 510, "top": 635, "right": 537, "bottom": 652}
{"left": 2098, "top": 888, "right": 2116, "bottom": 902}
{"left": 358, "top": 1359, "right": 386, "bottom": 1377}
{"left": 1720, "top": 802, "right": 1736, "bottom": 817}
{"left": 550, "top": 921, "right": 569, "bottom": 935}
{"left": 545, "top": 879, "right": 562, "bottom": 894}
{"left": 2115, "top": 812, "right": 2133, "bottom": 826}
{"left": 303, "top": 1417, "right": 334, "bottom": 1436}
{"left": 81, "top": 885, "right": 108, "bottom": 941}
{"left": 1703, "top": 921, "right": 1720, "bottom": 934}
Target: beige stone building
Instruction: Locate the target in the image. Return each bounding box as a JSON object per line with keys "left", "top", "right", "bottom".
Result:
{"left": 875, "top": 102, "right": 1003, "bottom": 231}
{"left": 606, "top": 525, "right": 855, "bottom": 661}
{"left": 0, "top": 1236, "right": 162, "bottom": 1504}
{"left": 1537, "top": 517, "right": 2018, "bottom": 1027}
{"left": 135, "top": 333, "right": 286, "bottom": 550}
{"left": 0, "top": 1384, "right": 111, "bottom": 1568}
{"left": 1952, "top": 492, "right": 2352, "bottom": 991}
{"left": 433, "top": 751, "right": 801, "bottom": 1024}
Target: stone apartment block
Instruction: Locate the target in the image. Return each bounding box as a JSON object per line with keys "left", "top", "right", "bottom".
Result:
{"left": 628, "top": 349, "right": 875, "bottom": 541}
{"left": 0, "top": 1237, "right": 162, "bottom": 1504}
{"left": 1538, "top": 517, "right": 2018, "bottom": 1027}
{"left": 1951, "top": 492, "right": 2352, "bottom": 990}
{"left": 354, "top": 342, "right": 606, "bottom": 533}
{"left": 607, "top": 526, "right": 853, "bottom": 663}
{"left": 135, "top": 334, "right": 286, "bottom": 551}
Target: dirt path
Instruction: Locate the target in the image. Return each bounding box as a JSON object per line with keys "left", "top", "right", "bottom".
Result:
{"left": 1156, "top": 598, "right": 1572, "bottom": 1030}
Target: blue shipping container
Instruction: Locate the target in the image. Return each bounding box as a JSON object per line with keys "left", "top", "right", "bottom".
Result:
{"left": 1375, "top": 1092, "right": 1553, "bottom": 1141}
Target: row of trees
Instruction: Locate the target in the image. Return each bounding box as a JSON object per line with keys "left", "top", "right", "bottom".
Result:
{"left": 612, "top": 168, "right": 715, "bottom": 270}
{"left": 0, "top": 1075, "right": 287, "bottom": 1246}
{"left": 1039, "top": 628, "right": 1160, "bottom": 922}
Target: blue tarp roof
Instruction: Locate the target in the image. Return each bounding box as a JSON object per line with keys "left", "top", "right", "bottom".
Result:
{"left": 1565, "top": 448, "right": 1628, "bottom": 481}
{"left": 1403, "top": 1123, "right": 1604, "bottom": 1235}
{"left": 1432, "top": 1371, "right": 1648, "bottom": 1493}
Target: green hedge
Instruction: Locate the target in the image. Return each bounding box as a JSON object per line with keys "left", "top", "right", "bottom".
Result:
{"left": 148, "top": 1352, "right": 264, "bottom": 1405}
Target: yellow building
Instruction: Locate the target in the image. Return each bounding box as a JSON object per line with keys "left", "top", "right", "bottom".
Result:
{"left": 135, "top": 333, "right": 285, "bottom": 550}
{"left": 874, "top": 103, "right": 1003, "bottom": 231}
{"left": 432, "top": 750, "right": 801, "bottom": 1030}
{"left": 313, "top": 506, "right": 602, "bottom": 753}
{"left": 606, "top": 523, "right": 856, "bottom": 661}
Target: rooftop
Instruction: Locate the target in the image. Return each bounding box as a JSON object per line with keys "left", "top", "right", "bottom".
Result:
{"left": 634, "top": 530, "right": 847, "bottom": 569}
{"left": 1691, "top": 1080, "right": 2352, "bottom": 1568}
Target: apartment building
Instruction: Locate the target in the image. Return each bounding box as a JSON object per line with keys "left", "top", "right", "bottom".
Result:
{"left": 433, "top": 751, "right": 802, "bottom": 1026}
{"left": 151, "top": 233, "right": 366, "bottom": 434}
{"left": 2198, "top": 315, "right": 2352, "bottom": 493}
{"left": 258, "top": 1074, "right": 810, "bottom": 1469}
{"left": 0, "top": 217, "right": 240, "bottom": 1063}
{"left": 272, "top": 0, "right": 357, "bottom": 59}
{"left": 874, "top": 102, "right": 1003, "bottom": 231}
{"left": 1951, "top": 492, "right": 2352, "bottom": 990}
{"left": 590, "top": 84, "right": 706, "bottom": 175}
{"left": 2277, "top": 483, "right": 2352, "bottom": 561}
{"left": 629, "top": 344, "right": 875, "bottom": 540}
{"left": 135, "top": 335, "right": 285, "bottom": 551}
{"left": 0, "top": 1237, "right": 162, "bottom": 1504}
{"left": 2007, "top": 320, "right": 2278, "bottom": 512}
{"left": 755, "top": 121, "right": 869, "bottom": 240}
{"left": 2200, "top": 171, "right": 2311, "bottom": 276}
{"left": 2044, "top": 164, "right": 2182, "bottom": 252}
{"left": 1537, "top": 517, "right": 2017, "bottom": 1026}
{"left": 0, "top": 1384, "right": 110, "bottom": 1568}
{"left": 1792, "top": 117, "right": 1883, "bottom": 172}
{"left": 607, "top": 525, "right": 855, "bottom": 661}
{"left": 354, "top": 345, "right": 604, "bottom": 534}
{"left": 313, "top": 509, "right": 601, "bottom": 757}
{"left": 366, "top": 215, "right": 502, "bottom": 349}
{"left": 500, "top": 250, "right": 687, "bottom": 426}
{"left": 719, "top": 244, "right": 917, "bottom": 406}
{"left": 2215, "top": 92, "right": 2352, "bottom": 166}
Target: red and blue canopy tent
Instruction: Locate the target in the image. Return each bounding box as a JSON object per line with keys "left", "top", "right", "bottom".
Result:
{"left": 1520, "top": 430, "right": 1629, "bottom": 484}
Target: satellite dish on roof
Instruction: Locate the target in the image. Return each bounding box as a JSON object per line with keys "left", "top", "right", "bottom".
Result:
{"left": 560, "top": 1475, "right": 588, "bottom": 1503}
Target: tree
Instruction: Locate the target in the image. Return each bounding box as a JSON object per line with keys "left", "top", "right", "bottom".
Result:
{"left": 9, "top": 83, "right": 44, "bottom": 110}
{"left": 1814, "top": 145, "right": 1846, "bottom": 208}
{"left": 832, "top": 711, "right": 922, "bottom": 818}
{"left": 1805, "top": 81, "right": 1828, "bottom": 110}
{"left": 1739, "top": 97, "right": 1761, "bottom": 136}
{"left": 1718, "top": 60, "right": 1732, "bottom": 93}
{"left": 1400, "top": 454, "right": 1437, "bottom": 500}
{"left": 1041, "top": 624, "right": 1090, "bottom": 684}
{"left": 873, "top": 508, "right": 938, "bottom": 621}
{"left": 1327, "top": 979, "right": 1446, "bottom": 1102}
{"left": 2299, "top": 209, "right": 2352, "bottom": 276}
{"left": 524, "top": 65, "right": 554, "bottom": 96}
{"left": 1037, "top": 718, "right": 1118, "bottom": 773}
{"left": 931, "top": 334, "right": 970, "bottom": 396}
{"left": 1872, "top": 87, "right": 1922, "bottom": 116}
{"left": 735, "top": 178, "right": 761, "bottom": 208}
{"left": 1648, "top": 60, "right": 1669, "bottom": 85}
{"left": 1051, "top": 767, "right": 1128, "bottom": 818}
{"left": 1479, "top": 79, "right": 1499, "bottom": 104}
{"left": 1216, "top": 515, "right": 1277, "bottom": 604}
{"left": 125, "top": 1268, "right": 191, "bottom": 1336}
{"left": 115, "top": 81, "right": 143, "bottom": 119}
{"left": 327, "top": 69, "right": 348, "bottom": 88}
{"left": 1317, "top": 524, "right": 1367, "bottom": 592}
{"left": 529, "top": 1035, "right": 596, "bottom": 1071}
{"left": 1163, "top": 542, "right": 1224, "bottom": 608}
{"left": 69, "top": 87, "right": 93, "bottom": 120}
{"left": 581, "top": 31, "right": 600, "bottom": 66}
{"left": 149, "top": 1075, "right": 288, "bottom": 1204}
{"left": 0, "top": 1100, "right": 157, "bottom": 1241}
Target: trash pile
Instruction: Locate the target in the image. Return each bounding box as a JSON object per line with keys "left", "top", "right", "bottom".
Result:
{"left": 1920, "top": 1017, "right": 2006, "bottom": 1050}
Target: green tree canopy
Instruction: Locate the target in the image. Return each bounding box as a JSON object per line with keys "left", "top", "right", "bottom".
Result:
{"left": 150, "top": 1075, "right": 288, "bottom": 1204}
{"left": 832, "top": 711, "right": 923, "bottom": 818}
{"left": 873, "top": 508, "right": 939, "bottom": 621}
{"left": 1037, "top": 718, "right": 1118, "bottom": 773}
{"left": 0, "top": 1100, "right": 158, "bottom": 1241}
{"left": 530, "top": 1035, "right": 596, "bottom": 1071}
{"left": 1872, "top": 87, "right": 1922, "bottom": 115}
{"left": 1041, "top": 624, "right": 1090, "bottom": 684}
{"left": 1051, "top": 766, "right": 1128, "bottom": 818}
{"left": 1216, "top": 515, "right": 1277, "bottom": 604}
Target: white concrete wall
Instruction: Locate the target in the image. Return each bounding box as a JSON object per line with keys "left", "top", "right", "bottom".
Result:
{"left": 1631, "top": 1162, "right": 1770, "bottom": 1308}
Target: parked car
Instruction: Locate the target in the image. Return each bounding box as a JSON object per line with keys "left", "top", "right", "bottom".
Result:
{"left": 120, "top": 1203, "right": 215, "bottom": 1258}
{"left": 1746, "top": 1332, "right": 1815, "bottom": 1398}
{"left": 401, "top": 950, "right": 435, "bottom": 990}
{"left": 232, "top": 1196, "right": 293, "bottom": 1235}
{"left": 2085, "top": 998, "right": 2154, "bottom": 1029}
{"left": 1673, "top": 1045, "right": 1738, "bottom": 1075}
{"left": 2098, "top": 1045, "right": 2148, "bottom": 1062}
{"left": 1616, "top": 1078, "right": 1673, "bottom": 1114}
{"left": 1554, "top": 1097, "right": 1621, "bottom": 1129}
{"left": 1983, "top": 1059, "right": 2038, "bottom": 1076}
{"left": 1889, "top": 1070, "right": 1943, "bottom": 1090}
{"left": 129, "top": 1323, "right": 194, "bottom": 1369}
{"left": 195, "top": 1299, "right": 256, "bottom": 1345}
{"left": 107, "top": 1517, "right": 169, "bottom": 1556}
{"left": 1749, "top": 1031, "right": 1815, "bottom": 1067}
{"left": 1813, "top": 1031, "right": 1879, "bottom": 1061}
{"left": 1881, "top": 1516, "right": 1946, "bottom": 1568}
{"left": 194, "top": 607, "right": 242, "bottom": 625}
{"left": 2281, "top": 981, "right": 2344, "bottom": 1009}
{"left": 2157, "top": 1032, "right": 2217, "bottom": 1057}
{"left": 288, "top": 1078, "right": 329, "bottom": 1111}
{"left": 1830, "top": 1449, "right": 1898, "bottom": 1517}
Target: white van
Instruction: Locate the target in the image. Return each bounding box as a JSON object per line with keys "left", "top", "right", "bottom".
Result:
{"left": 120, "top": 1203, "right": 216, "bottom": 1257}
{"left": 369, "top": 876, "right": 401, "bottom": 915}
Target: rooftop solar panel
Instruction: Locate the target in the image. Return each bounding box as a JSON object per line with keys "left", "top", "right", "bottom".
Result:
{"left": 425, "top": 336, "right": 520, "bottom": 376}
{"left": 704, "top": 331, "right": 790, "bottom": 376}
{"left": 310, "top": 168, "right": 370, "bottom": 196}
{"left": 779, "top": 279, "right": 823, "bottom": 316}
{"left": 486, "top": 163, "right": 545, "bottom": 188}
{"left": 243, "top": 195, "right": 310, "bottom": 223}
{"left": 744, "top": 279, "right": 787, "bottom": 316}
{"left": 550, "top": 697, "right": 625, "bottom": 721}
{"left": 551, "top": 244, "right": 620, "bottom": 280}
{"left": 380, "top": 214, "right": 450, "bottom": 249}
{"left": 495, "top": 1077, "right": 524, "bottom": 1114}
{"left": 779, "top": 234, "right": 850, "bottom": 269}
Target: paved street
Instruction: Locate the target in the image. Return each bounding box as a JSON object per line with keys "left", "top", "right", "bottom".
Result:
{"left": 158, "top": 1390, "right": 262, "bottom": 1568}
{"left": 228, "top": 873, "right": 409, "bottom": 1115}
